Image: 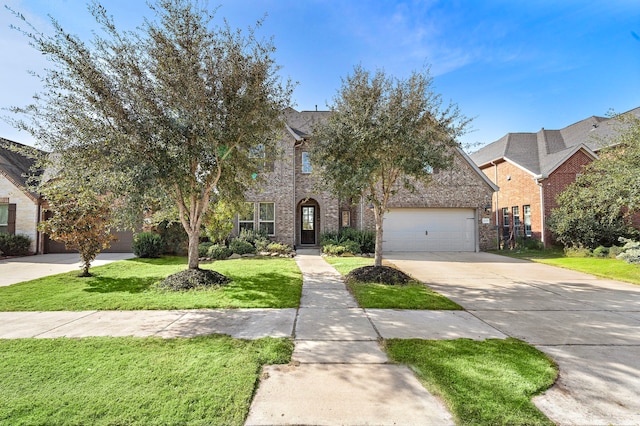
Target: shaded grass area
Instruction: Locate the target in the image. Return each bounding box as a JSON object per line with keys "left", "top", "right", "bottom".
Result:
{"left": 323, "top": 256, "right": 461, "bottom": 310}
{"left": 0, "top": 335, "right": 292, "bottom": 426}
{"left": 494, "top": 249, "right": 640, "bottom": 285}
{"left": 0, "top": 257, "right": 302, "bottom": 311}
{"left": 385, "top": 338, "right": 558, "bottom": 426}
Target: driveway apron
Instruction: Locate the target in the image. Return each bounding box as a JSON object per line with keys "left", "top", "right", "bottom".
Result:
{"left": 245, "top": 251, "right": 455, "bottom": 426}
{"left": 385, "top": 251, "right": 640, "bottom": 426}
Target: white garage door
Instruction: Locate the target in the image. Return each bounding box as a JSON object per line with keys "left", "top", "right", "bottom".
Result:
{"left": 383, "top": 208, "right": 476, "bottom": 252}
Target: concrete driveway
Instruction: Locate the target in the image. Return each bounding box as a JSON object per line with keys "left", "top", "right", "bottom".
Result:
{"left": 385, "top": 251, "right": 640, "bottom": 426}
{"left": 0, "top": 253, "right": 135, "bottom": 287}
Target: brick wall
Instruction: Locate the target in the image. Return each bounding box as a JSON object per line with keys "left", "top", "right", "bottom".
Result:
{"left": 541, "top": 150, "right": 593, "bottom": 244}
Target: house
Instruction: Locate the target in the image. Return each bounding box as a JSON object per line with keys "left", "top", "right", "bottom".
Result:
{"left": 0, "top": 138, "right": 44, "bottom": 253}
{"left": 470, "top": 107, "right": 640, "bottom": 248}
{"left": 240, "top": 108, "right": 499, "bottom": 252}
{"left": 0, "top": 137, "right": 134, "bottom": 254}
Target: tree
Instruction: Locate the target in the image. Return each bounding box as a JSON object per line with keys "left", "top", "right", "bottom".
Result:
{"left": 9, "top": 0, "right": 292, "bottom": 271}
{"left": 311, "top": 66, "right": 469, "bottom": 266}
{"left": 548, "top": 112, "right": 640, "bottom": 248}
{"left": 39, "top": 180, "right": 116, "bottom": 276}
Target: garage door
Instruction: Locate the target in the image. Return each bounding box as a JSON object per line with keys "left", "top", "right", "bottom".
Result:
{"left": 383, "top": 208, "right": 476, "bottom": 252}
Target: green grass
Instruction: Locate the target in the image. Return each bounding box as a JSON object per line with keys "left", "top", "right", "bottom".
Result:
{"left": 494, "top": 249, "right": 640, "bottom": 285}
{"left": 323, "top": 256, "right": 461, "bottom": 310}
{"left": 0, "top": 257, "right": 302, "bottom": 311}
{"left": 0, "top": 335, "right": 292, "bottom": 425}
{"left": 385, "top": 338, "right": 558, "bottom": 426}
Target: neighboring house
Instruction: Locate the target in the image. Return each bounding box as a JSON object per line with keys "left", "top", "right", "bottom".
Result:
{"left": 0, "top": 138, "right": 44, "bottom": 253}
{"left": 470, "top": 107, "right": 640, "bottom": 248}
{"left": 241, "top": 108, "right": 499, "bottom": 252}
{"left": 0, "top": 137, "right": 133, "bottom": 254}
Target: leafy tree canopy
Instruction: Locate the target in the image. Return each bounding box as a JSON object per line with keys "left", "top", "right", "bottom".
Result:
{"left": 311, "top": 65, "right": 470, "bottom": 265}
{"left": 548, "top": 112, "right": 640, "bottom": 248}
{"left": 8, "top": 0, "right": 293, "bottom": 269}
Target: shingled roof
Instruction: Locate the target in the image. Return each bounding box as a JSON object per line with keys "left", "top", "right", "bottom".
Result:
{"left": 0, "top": 138, "right": 43, "bottom": 200}
{"left": 471, "top": 107, "right": 640, "bottom": 177}
{"left": 284, "top": 108, "right": 332, "bottom": 141}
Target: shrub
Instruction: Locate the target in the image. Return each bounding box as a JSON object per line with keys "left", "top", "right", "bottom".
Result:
{"left": 266, "top": 242, "right": 292, "bottom": 255}
{"left": 133, "top": 232, "right": 163, "bottom": 258}
{"left": 609, "top": 246, "right": 625, "bottom": 258}
{"left": 156, "top": 220, "right": 188, "bottom": 255}
{"left": 617, "top": 238, "right": 640, "bottom": 264}
{"left": 563, "top": 246, "right": 592, "bottom": 258}
{"left": 516, "top": 237, "right": 544, "bottom": 251}
{"left": 238, "top": 228, "right": 269, "bottom": 245}
{"left": 198, "top": 242, "right": 215, "bottom": 258}
{"left": 592, "top": 246, "right": 609, "bottom": 258}
{"left": 340, "top": 228, "right": 375, "bottom": 253}
{"left": 229, "top": 238, "right": 256, "bottom": 255}
{"left": 618, "top": 249, "right": 640, "bottom": 264}
{"left": 0, "top": 233, "right": 32, "bottom": 256}
{"left": 322, "top": 240, "right": 360, "bottom": 256}
{"left": 208, "top": 244, "right": 232, "bottom": 260}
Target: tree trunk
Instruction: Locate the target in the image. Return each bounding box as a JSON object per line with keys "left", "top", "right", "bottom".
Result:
{"left": 373, "top": 206, "right": 384, "bottom": 267}
{"left": 187, "top": 230, "right": 200, "bottom": 270}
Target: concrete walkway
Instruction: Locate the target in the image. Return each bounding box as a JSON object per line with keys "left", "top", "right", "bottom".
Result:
{"left": 245, "top": 253, "right": 457, "bottom": 425}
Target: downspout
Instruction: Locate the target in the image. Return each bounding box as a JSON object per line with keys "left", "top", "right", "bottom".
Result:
{"left": 536, "top": 178, "right": 545, "bottom": 245}
{"left": 292, "top": 141, "right": 297, "bottom": 249}
{"left": 490, "top": 161, "right": 500, "bottom": 249}
{"left": 36, "top": 197, "right": 42, "bottom": 255}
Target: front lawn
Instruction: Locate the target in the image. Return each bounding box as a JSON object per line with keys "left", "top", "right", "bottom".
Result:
{"left": 0, "top": 335, "right": 292, "bottom": 425}
{"left": 385, "top": 338, "right": 558, "bottom": 426}
{"left": 495, "top": 250, "right": 640, "bottom": 285}
{"left": 0, "top": 257, "right": 302, "bottom": 311}
{"left": 323, "top": 256, "right": 461, "bottom": 310}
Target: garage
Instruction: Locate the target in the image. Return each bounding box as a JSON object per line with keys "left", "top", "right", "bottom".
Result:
{"left": 383, "top": 208, "right": 476, "bottom": 252}
{"left": 45, "top": 230, "right": 134, "bottom": 253}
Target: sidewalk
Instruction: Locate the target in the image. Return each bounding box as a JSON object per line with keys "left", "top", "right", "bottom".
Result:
{"left": 0, "top": 250, "right": 506, "bottom": 425}
{"left": 245, "top": 253, "right": 466, "bottom": 425}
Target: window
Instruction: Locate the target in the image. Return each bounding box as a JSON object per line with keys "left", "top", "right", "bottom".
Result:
{"left": 238, "top": 203, "right": 255, "bottom": 232}
{"left": 501, "top": 207, "right": 509, "bottom": 228}
{"left": 523, "top": 205, "right": 532, "bottom": 237}
{"left": 301, "top": 152, "right": 312, "bottom": 174}
{"left": 512, "top": 206, "right": 521, "bottom": 236}
{"left": 0, "top": 203, "right": 8, "bottom": 234}
{"left": 259, "top": 202, "right": 275, "bottom": 235}
{"left": 341, "top": 210, "right": 351, "bottom": 228}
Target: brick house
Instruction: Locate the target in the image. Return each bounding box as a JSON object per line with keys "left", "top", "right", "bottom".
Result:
{"left": 0, "top": 138, "right": 44, "bottom": 253}
{"left": 0, "top": 137, "right": 134, "bottom": 254}
{"left": 241, "top": 108, "right": 499, "bottom": 252}
{"left": 470, "top": 107, "right": 640, "bottom": 248}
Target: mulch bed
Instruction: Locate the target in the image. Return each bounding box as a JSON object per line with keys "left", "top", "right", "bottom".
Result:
{"left": 346, "top": 265, "right": 412, "bottom": 285}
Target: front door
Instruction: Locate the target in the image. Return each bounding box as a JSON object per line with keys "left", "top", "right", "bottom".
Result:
{"left": 301, "top": 206, "right": 316, "bottom": 245}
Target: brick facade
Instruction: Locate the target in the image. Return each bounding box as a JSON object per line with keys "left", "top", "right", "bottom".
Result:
{"left": 480, "top": 150, "right": 593, "bottom": 247}
{"left": 243, "top": 117, "right": 497, "bottom": 251}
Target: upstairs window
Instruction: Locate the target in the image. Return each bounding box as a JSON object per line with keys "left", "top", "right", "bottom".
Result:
{"left": 301, "top": 152, "right": 312, "bottom": 174}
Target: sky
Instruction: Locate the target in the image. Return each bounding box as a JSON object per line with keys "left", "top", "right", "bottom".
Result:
{"left": 1, "top": 0, "right": 639, "bottom": 151}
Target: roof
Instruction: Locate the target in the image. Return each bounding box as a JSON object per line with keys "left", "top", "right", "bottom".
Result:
{"left": 284, "top": 108, "right": 332, "bottom": 141}
{"left": 470, "top": 107, "right": 640, "bottom": 178}
{"left": 0, "top": 137, "right": 43, "bottom": 200}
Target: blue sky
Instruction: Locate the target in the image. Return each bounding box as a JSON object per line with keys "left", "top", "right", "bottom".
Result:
{"left": 2, "top": 0, "right": 639, "bottom": 150}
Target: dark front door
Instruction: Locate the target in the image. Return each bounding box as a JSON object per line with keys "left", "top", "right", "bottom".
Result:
{"left": 301, "top": 206, "right": 316, "bottom": 245}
